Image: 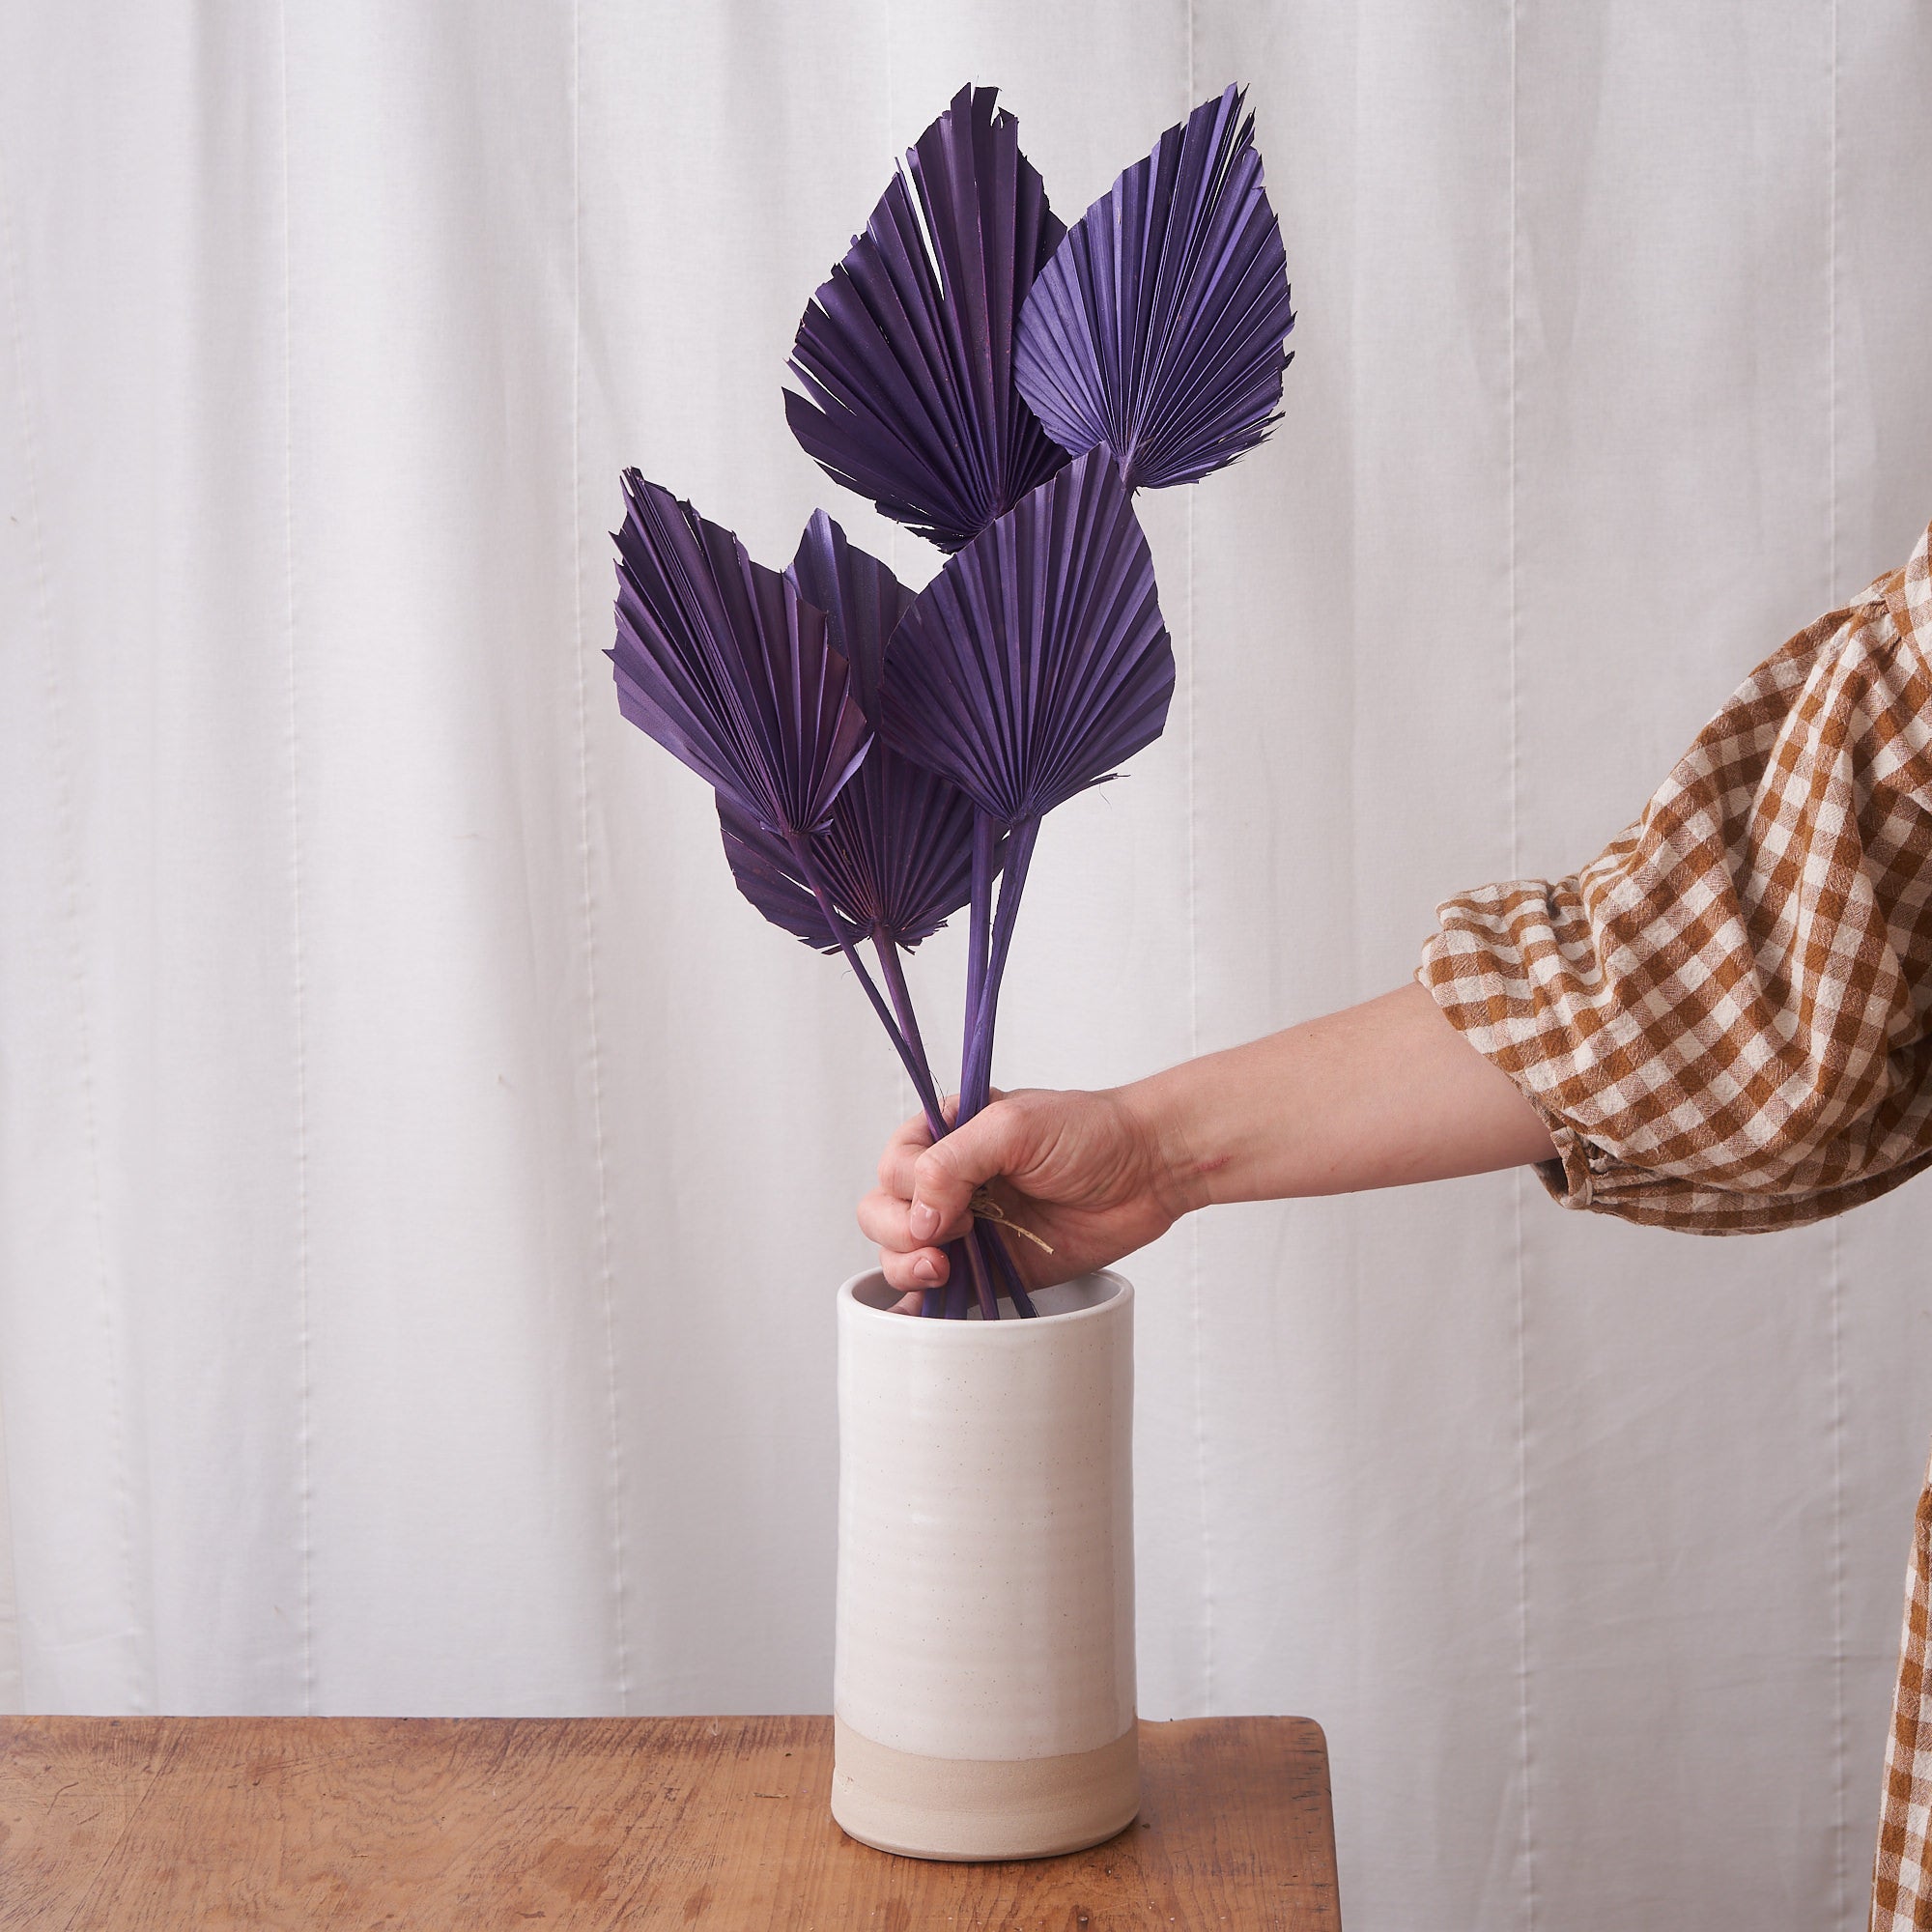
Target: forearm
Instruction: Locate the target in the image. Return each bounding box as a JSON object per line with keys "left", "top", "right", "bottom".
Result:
{"left": 1122, "top": 981, "right": 1558, "bottom": 1212}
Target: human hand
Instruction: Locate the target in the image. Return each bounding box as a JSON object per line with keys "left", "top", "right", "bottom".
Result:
{"left": 854, "top": 985, "right": 1559, "bottom": 1315}
{"left": 855, "top": 1086, "right": 1191, "bottom": 1315}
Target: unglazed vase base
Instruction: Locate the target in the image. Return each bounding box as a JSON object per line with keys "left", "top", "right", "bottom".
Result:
{"left": 831, "top": 1717, "right": 1140, "bottom": 1861}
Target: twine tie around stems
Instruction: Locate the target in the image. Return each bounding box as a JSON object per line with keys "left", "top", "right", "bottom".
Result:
{"left": 970, "top": 1189, "right": 1054, "bottom": 1254}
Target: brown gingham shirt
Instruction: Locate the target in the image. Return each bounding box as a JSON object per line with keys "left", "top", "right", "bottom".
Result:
{"left": 1418, "top": 518, "right": 1932, "bottom": 1927}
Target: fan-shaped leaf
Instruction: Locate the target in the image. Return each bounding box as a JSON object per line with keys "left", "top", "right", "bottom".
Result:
{"left": 786, "top": 507, "right": 908, "bottom": 721}
{"left": 716, "top": 800, "right": 864, "bottom": 952}
{"left": 785, "top": 84, "right": 1071, "bottom": 553}
{"left": 1013, "top": 85, "right": 1295, "bottom": 492}
{"left": 718, "top": 514, "right": 983, "bottom": 952}
{"left": 878, "top": 450, "right": 1174, "bottom": 825}
{"left": 717, "top": 755, "right": 979, "bottom": 954}
{"left": 610, "top": 470, "right": 870, "bottom": 836}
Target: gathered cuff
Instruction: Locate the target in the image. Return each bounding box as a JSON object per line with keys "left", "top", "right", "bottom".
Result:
{"left": 1414, "top": 954, "right": 1932, "bottom": 1234}
{"left": 1408, "top": 521, "right": 1932, "bottom": 1236}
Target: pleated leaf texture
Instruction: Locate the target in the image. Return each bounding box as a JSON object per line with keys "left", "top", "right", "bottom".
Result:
{"left": 785, "top": 84, "right": 1071, "bottom": 554}
{"left": 718, "top": 512, "right": 981, "bottom": 951}
{"left": 716, "top": 807, "right": 861, "bottom": 950}
{"left": 1013, "top": 85, "right": 1295, "bottom": 492}
{"left": 879, "top": 450, "right": 1174, "bottom": 826}
{"left": 611, "top": 469, "right": 871, "bottom": 837}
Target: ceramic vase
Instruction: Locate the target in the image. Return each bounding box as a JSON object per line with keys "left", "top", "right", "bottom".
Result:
{"left": 832, "top": 1267, "right": 1138, "bottom": 1861}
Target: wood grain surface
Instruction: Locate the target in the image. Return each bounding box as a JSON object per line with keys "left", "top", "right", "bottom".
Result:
{"left": 0, "top": 1714, "right": 1340, "bottom": 1930}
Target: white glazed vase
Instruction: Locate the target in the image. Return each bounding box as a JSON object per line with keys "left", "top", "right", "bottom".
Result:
{"left": 832, "top": 1267, "right": 1138, "bottom": 1861}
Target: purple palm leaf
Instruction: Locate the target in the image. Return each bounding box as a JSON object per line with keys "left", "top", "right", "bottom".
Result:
{"left": 717, "top": 512, "right": 980, "bottom": 953}
{"left": 788, "top": 505, "right": 910, "bottom": 717}
{"left": 716, "top": 509, "right": 1023, "bottom": 1321}
{"left": 715, "top": 806, "right": 865, "bottom": 951}
{"left": 1013, "top": 85, "right": 1295, "bottom": 492}
{"left": 878, "top": 449, "right": 1173, "bottom": 826}
{"left": 784, "top": 85, "right": 1071, "bottom": 554}
{"left": 611, "top": 470, "right": 870, "bottom": 836}
{"left": 717, "top": 762, "right": 978, "bottom": 954}
{"left": 613, "top": 476, "right": 961, "bottom": 1162}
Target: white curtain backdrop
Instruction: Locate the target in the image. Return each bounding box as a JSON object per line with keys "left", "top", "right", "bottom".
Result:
{"left": 3, "top": 3, "right": 1930, "bottom": 1925}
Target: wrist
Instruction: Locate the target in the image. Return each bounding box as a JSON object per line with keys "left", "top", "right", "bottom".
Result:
{"left": 1113, "top": 1068, "right": 1216, "bottom": 1222}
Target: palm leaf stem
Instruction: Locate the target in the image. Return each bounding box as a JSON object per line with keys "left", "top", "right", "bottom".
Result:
{"left": 944, "top": 1268, "right": 972, "bottom": 1321}
{"left": 959, "top": 1216, "right": 1001, "bottom": 1321}
{"left": 874, "top": 928, "right": 1001, "bottom": 1321}
{"left": 977, "top": 1223, "right": 1038, "bottom": 1319}
{"left": 872, "top": 931, "right": 935, "bottom": 1108}
{"left": 783, "top": 824, "right": 1012, "bottom": 1323}
{"left": 782, "top": 830, "right": 943, "bottom": 1137}
{"left": 961, "top": 811, "right": 998, "bottom": 1114}
{"left": 960, "top": 812, "right": 1041, "bottom": 1123}
{"left": 936, "top": 814, "right": 1012, "bottom": 1320}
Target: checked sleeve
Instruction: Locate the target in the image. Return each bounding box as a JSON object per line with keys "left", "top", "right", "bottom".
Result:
{"left": 1419, "top": 520, "right": 1932, "bottom": 1235}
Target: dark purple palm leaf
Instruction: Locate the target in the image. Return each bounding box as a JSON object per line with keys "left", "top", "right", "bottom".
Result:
{"left": 611, "top": 469, "right": 870, "bottom": 837}
{"left": 878, "top": 449, "right": 1173, "bottom": 825}
{"left": 716, "top": 803, "right": 865, "bottom": 951}
{"left": 785, "top": 85, "right": 1071, "bottom": 554}
{"left": 717, "top": 512, "right": 980, "bottom": 952}
{"left": 1013, "top": 85, "right": 1294, "bottom": 492}
{"left": 614, "top": 479, "right": 958, "bottom": 1149}
{"left": 717, "top": 757, "right": 978, "bottom": 954}
{"left": 786, "top": 506, "right": 909, "bottom": 718}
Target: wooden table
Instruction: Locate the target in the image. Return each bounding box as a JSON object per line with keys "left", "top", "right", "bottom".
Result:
{"left": 0, "top": 1714, "right": 1339, "bottom": 1930}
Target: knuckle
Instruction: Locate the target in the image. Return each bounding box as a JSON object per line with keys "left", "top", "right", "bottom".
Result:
{"left": 919, "top": 1151, "right": 967, "bottom": 1208}
{"left": 854, "top": 1192, "right": 890, "bottom": 1245}
{"left": 882, "top": 1248, "right": 938, "bottom": 1292}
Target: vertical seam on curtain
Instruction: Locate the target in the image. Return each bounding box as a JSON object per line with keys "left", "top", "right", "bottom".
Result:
{"left": 1827, "top": 0, "right": 1849, "bottom": 1917}
{"left": 276, "top": 0, "right": 316, "bottom": 1716}
{"left": 0, "top": 1386, "right": 19, "bottom": 1710}
{"left": 1507, "top": 0, "right": 1535, "bottom": 1922}
{"left": 0, "top": 137, "right": 24, "bottom": 1715}
{"left": 571, "top": 0, "right": 631, "bottom": 1714}
{"left": 1182, "top": 0, "right": 1214, "bottom": 1718}
{"left": 882, "top": 2, "right": 911, "bottom": 1131}
{"left": 0, "top": 119, "right": 147, "bottom": 1715}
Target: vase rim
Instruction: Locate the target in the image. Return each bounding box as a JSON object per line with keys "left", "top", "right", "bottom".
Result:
{"left": 838, "top": 1267, "right": 1131, "bottom": 1331}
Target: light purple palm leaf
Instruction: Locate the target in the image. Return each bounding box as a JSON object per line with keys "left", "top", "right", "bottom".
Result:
{"left": 718, "top": 512, "right": 980, "bottom": 952}
{"left": 785, "top": 85, "right": 1071, "bottom": 554}
{"left": 1013, "top": 85, "right": 1295, "bottom": 492}
{"left": 611, "top": 470, "right": 871, "bottom": 837}
{"left": 878, "top": 450, "right": 1173, "bottom": 826}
